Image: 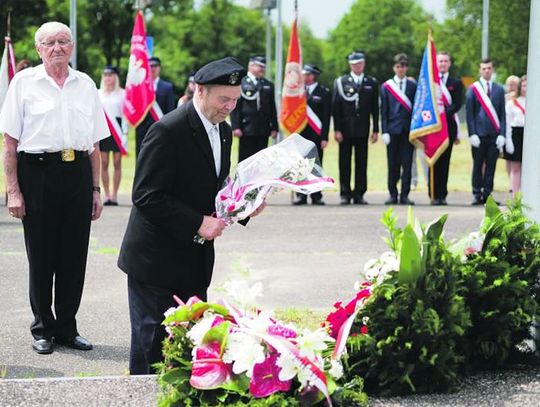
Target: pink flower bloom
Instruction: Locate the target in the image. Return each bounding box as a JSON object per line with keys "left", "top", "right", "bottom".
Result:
{"left": 250, "top": 353, "right": 292, "bottom": 398}
{"left": 267, "top": 323, "right": 297, "bottom": 339}
{"left": 190, "top": 342, "right": 231, "bottom": 389}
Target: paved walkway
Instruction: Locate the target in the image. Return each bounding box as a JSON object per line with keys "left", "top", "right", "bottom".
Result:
{"left": 3, "top": 189, "right": 537, "bottom": 406}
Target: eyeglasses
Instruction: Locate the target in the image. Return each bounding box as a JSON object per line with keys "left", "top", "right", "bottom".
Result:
{"left": 40, "top": 39, "right": 72, "bottom": 48}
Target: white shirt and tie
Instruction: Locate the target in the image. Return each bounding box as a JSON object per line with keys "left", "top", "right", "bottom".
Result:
{"left": 306, "top": 82, "right": 318, "bottom": 96}
{"left": 479, "top": 77, "right": 492, "bottom": 98}
{"left": 193, "top": 99, "right": 221, "bottom": 176}
{"left": 393, "top": 75, "right": 406, "bottom": 93}
{"left": 350, "top": 72, "right": 364, "bottom": 85}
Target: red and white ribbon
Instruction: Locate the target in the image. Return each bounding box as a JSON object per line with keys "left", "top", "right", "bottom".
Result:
{"left": 149, "top": 101, "right": 164, "bottom": 122}
{"left": 440, "top": 81, "right": 461, "bottom": 139}
{"left": 103, "top": 110, "right": 128, "bottom": 156}
{"left": 306, "top": 106, "right": 322, "bottom": 136}
{"left": 514, "top": 99, "right": 526, "bottom": 115}
{"left": 383, "top": 79, "right": 412, "bottom": 112}
{"left": 471, "top": 81, "right": 500, "bottom": 133}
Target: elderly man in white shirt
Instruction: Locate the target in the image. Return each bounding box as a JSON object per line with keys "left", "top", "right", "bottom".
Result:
{"left": 0, "top": 21, "right": 109, "bottom": 355}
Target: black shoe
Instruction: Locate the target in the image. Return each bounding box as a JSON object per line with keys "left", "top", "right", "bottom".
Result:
{"left": 385, "top": 196, "right": 398, "bottom": 205}
{"left": 293, "top": 197, "right": 307, "bottom": 206}
{"left": 400, "top": 197, "right": 415, "bottom": 205}
{"left": 431, "top": 198, "right": 448, "bottom": 206}
{"left": 32, "top": 338, "right": 53, "bottom": 354}
{"left": 55, "top": 335, "right": 93, "bottom": 351}
{"left": 340, "top": 197, "right": 351, "bottom": 205}
{"left": 353, "top": 197, "right": 368, "bottom": 205}
{"left": 311, "top": 198, "right": 325, "bottom": 205}
{"left": 103, "top": 199, "right": 113, "bottom": 206}
{"left": 472, "top": 197, "right": 483, "bottom": 206}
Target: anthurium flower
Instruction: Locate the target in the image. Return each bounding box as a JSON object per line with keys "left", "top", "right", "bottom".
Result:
{"left": 187, "top": 314, "right": 223, "bottom": 346}
{"left": 249, "top": 353, "right": 292, "bottom": 398}
{"left": 190, "top": 342, "right": 231, "bottom": 389}
{"left": 223, "top": 331, "right": 265, "bottom": 377}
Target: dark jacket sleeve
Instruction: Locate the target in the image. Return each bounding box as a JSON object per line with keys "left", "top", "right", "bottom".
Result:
{"left": 465, "top": 87, "right": 477, "bottom": 137}
{"left": 332, "top": 79, "right": 343, "bottom": 133}
{"left": 269, "top": 82, "right": 279, "bottom": 132}
{"left": 321, "top": 88, "right": 332, "bottom": 141}
{"left": 447, "top": 78, "right": 463, "bottom": 117}
{"left": 496, "top": 87, "right": 506, "bottom": 136}
{"left": 132, "top": 121, "right": 203, "bottom": 242}
{"left": 380, "top": 84, "right": 389, "bottom": 134}
{"left": 160, "top": 81, "right": 177, "bottom": 114}
{"left": 230, "top": 98, "right": 242, "bottom": 130}
{"left": 371, "top": 78, "right": 380, "bottom": 133}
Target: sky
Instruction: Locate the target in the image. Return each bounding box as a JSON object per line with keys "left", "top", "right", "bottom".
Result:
{"left": 231, "top": 0, "right": 447, "bottom": 38}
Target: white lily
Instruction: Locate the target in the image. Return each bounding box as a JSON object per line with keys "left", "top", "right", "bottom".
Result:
{"left": 296, "top": 329, "right": 331, "bottom": 359}
{"left": 222, "top": 331, "right": 265, "bottom": 377}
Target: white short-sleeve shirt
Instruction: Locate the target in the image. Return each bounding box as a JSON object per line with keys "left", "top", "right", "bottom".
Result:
{"left": 0, "top": 64, "right": 109, "bottom": 153}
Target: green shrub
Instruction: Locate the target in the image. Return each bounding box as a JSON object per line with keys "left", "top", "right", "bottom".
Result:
{"left": 457, "top": 197, "right": 540, "bottom": 367}
{"left": 342, "top": 209, "right": 471, "bottom": 396}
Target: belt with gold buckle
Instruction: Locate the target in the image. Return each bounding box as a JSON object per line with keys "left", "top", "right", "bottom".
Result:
{"left": 61, "top": 149, "right": 76, "bottom": 162}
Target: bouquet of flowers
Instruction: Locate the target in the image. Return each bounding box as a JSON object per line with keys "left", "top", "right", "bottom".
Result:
{"left": 195, "top": 134, "right": 334, "bottom": 243}
{"left": 156, "top": 280, "right": 368, "bottom": 406}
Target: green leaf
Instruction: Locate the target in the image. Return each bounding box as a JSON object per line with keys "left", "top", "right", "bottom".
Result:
{"left": 399, "top": 225, "right": 423, "bottom": 284}
{"left": 160, "top": 367, "right": 190, "bottom": 385}
{"left": 202, "top": 321, "right": 231, "bottom": 355}
{"left": 425, "top": 214, "right": 448, "bottom": 243}
{"left": 485, "top": 196, "right": 502, "bottom": 221}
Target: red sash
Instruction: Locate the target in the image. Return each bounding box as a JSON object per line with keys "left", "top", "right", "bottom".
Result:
{"left": 104, "top": 110, "right": 128, "bottom": 156}
{"left": 383, "top": 80, "right": 412, "bottom": 112}
{"left": 514, "top": 99, "right": 526, "bottom": 115}
{"left": 471, "top": 81, "right": 500, "bottom": 133}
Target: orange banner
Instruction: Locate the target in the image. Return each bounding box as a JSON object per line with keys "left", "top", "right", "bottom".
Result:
{"left": 279, "top": 15, "right": 307, "bottom": 135}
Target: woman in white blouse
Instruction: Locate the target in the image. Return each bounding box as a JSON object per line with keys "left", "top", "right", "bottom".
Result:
{"left": 98, "top": 66, "right": 126, "bottom": 205}
{"left": 504, "top": 75, "right": 526, "bottom": 196}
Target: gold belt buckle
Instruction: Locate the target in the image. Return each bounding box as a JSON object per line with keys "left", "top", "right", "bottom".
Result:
{"left": 61, "top": 149, "right": 75, "bottom": 162}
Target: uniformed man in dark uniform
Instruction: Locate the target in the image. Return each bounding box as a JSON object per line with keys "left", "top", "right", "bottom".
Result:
{"left": 332, "top": 51, "right": 379, "bottom": 205}
{"left": 293, "top": 64, "right": 332, "bottom": 205}
{"left": 230, "top": 55, "right": 278, "bottom": 162}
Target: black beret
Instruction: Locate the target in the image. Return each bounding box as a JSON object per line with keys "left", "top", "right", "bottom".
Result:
{"left": 302, "top": 64, "right": 322, "bottom": 75}
{"left": 347, "top": 51, "right": 365, "bottom": 64}
{"left": 187, "top": 70, "right": 197, "bottom": 82}
{"left": 103, "top": 65, "right": 119, "bottom": 75}
{"left": 249, "top": 55, "right": 266, "bottom": 67}
{"left": 149, "top": 57, "right": 161, "bottom": 65}
{"left": 194, "top": 57, "right": 247, "bottom": 86}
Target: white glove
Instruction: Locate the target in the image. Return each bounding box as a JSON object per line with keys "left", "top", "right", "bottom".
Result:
{"left": 505, "top": 134, "right": 515, "bottom": 154}
{"left": 382, "top": 133, "right": 391, "bottom": 145}
{"left": 496, "top": 135, "right": 505, "bottom": 151}
{"left": 469, "top": 134, "right": 481, "bottom": 148}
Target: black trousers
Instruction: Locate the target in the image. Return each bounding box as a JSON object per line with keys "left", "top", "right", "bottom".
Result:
{"left": 18, "top": 153, "right": 93, "bottom": 340}
{"left": 339, "top": 137, "right": 368, "bottom": 199}
{"left": 238, "top": 136, "right": 269, "bottom": 162}
{"left": 296, "top": 142, "right": 324, "bottom": 201}
{"left": 127, "top": 276, "right": 207, "bottom": 375}
{"left": 429, "top": 139, "right": 455, "bottom": 200}
{"left": 387, "top": 132, "right": 414, "bottom": 199}
{"left": 471, "top": 134, "right": 499, "bottom": 200}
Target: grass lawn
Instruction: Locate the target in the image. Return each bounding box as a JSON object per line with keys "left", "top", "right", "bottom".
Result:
{"left": 0, "top": 125, "right": 510, "bottom": 195}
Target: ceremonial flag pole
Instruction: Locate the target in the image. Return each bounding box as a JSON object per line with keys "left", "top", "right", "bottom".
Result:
{"left": 279, "top": 0, "right": 307, "bottom": 136}
{"left": 0, "top": 13, "right": 17, "bottom": 110}
{"left": 122, "top": 9, "right": 155, "bottom": 128}
{"left": 409, "top": 31, "right": 449, "bottom": 200}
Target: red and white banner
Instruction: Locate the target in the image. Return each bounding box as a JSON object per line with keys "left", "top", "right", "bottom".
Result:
{"left": 279, "top": 12, "right": 307, "bottom": 135}
{"left": 306, "top": 105, "right": 321, "bottom": 135}
{"left": 471, "top": 81, "right": 500, "bottom": 134}
{"left": 103, "top": 110, "right": 128, "bottom": 156}
{"left": 123, "top": 11, "right": 155, "bottom": 127}
{"left": 0, "top": 35, "right": 16, "bottom": 110}
{"left": 383, "top": 79, "right": 412, "bottom": 112}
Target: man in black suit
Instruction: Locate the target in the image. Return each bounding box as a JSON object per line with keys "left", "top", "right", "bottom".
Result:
{"left": 135, "top": 56, "right": 177, "bottom": 156}
{"left": 294, "top": 64, "right": 332, "bottom": 205}
{"left": 380, "top": 53, "right": 417, "bottom": 205}
{"left": 118, "top": 58, "right": 264, "bottom": 375}
{"left": 332, "top": 51, "right": 379, "bottom": 205}
{"left": 466, "top": 58, "right": 506, "bottom": 205}
{"left": 429, "top": 51, "right": 463, "bottom": 205}
{"left": 230, "top": 55, "right": 278, "bottom": 162}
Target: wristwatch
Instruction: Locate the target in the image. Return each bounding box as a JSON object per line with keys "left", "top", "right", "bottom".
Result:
{"left": 92, "top": 186, "right": 101, "bottom": 193}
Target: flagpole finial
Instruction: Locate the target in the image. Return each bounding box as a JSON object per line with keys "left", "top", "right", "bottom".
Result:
{"left": 6, "top": 11, "right": 11, "bottom": 37}
{"left": 294, "top": 0, "right": 298, "bottom": 12}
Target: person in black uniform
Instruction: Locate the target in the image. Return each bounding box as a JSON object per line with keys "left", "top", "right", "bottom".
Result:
{"left": 135, "top": 56, "right": 177, "bottom": 156}
{"left": 429, "top": 51, "right": 463, "bottom": 205}
{"left": 293, "top": 64, "right": 331, "bottom": 205}
{"left": 380, "top": 53, "right": 417, "bottom": 205}
{"left": 230, "top": 55, "right": 278, "bottom": 162}
{"left": 118, "top": 57, "right": 265, "bottom": 375}
{"left": 332, "top": 51, "right": 379, "bottom": 205}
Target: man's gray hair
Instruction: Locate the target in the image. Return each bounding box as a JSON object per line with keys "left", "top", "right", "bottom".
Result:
{"left": 35, "top": 22, "right": 72, "bottom": 44}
